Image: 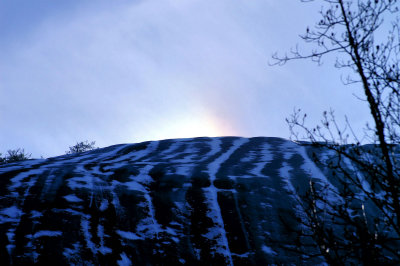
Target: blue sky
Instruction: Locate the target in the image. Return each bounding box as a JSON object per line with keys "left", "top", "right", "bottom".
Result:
{"left": 0, "top": 0, "right": 371, "bottom": 157}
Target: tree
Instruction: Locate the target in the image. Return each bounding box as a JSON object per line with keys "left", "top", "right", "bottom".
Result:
{"left": 272, "top": 0, "right": 400, "bottom": 263}
{"left": 66, "top": 140, "right": 97, "bottom": 155}
{"left": 0, "top": 149, "right": 31, "bottom": 164}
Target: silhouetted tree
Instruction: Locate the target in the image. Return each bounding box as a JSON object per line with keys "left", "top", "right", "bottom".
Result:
{"left": 0, "top": 149, "right": 31, "bottom": 164}
{"left": 272, "top": 0, "right": 400, "bottom": 263}
{"left": 66, "top": 140, "right": 97, "bottom": 155}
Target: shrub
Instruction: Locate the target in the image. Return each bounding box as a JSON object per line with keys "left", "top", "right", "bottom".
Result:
{"left": 0, "top": 149, "right": 31, "bottom": 164}
{"left": 66, "top": 141, "right": 97, "bottom": 155}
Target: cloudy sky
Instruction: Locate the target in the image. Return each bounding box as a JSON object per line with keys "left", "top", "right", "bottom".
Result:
{"left": 0, "top": 0, "right": 371, "bottom": 157}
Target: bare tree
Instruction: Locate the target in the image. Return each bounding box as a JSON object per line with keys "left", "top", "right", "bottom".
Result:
{"left": 0, "top": 149, "right": 32, "bottom": 164}
{"left": 66, "top": 140, "right": 97, "bottom": 155}
{"left": 272, "top": 0, "right": 400, "bottom": 263}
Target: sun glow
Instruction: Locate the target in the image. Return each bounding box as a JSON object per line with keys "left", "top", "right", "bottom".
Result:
{"left": 169, "top": 116, "right": 223, "bottom": 139}
{"left": 134, "top": 112, "right": 238, "bottom": 142}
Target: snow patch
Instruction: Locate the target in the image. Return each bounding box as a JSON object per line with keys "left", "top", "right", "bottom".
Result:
{"left": 279, "top": 162, "right": 296, "bottom": 195}
{"left": 174, "top": 165, "right": 194, "bottom": 176}
{"left": 33, "top": 230, "right": 62, "bottom": 238}
{"left": 160, "top": 141, "right": 183, "bottom": 160}
{"left": 64, "top": 194, "right": 83, "bottom": 203}
{"left": 99, "top": 199, "right": 109, "bottom": 211}
{"left": 30, "top": 210, "right": 43, "bottom": 219}
{"left": 298, "top": 146, "right": 341, "bottom": 203}
{"left": 81, "top": 216, "right": 96, "bottom": 255}
{"left": 116, "top": 230, "right": 141, "bottom": 240}
{"left": 8, "top": 168, "right": 44, "bottom": 191}
{"left": 117, "top": 252, "right": 132, "bottom": 266}
{"left": 261, "top": 245, "right": 277, "bottom": 255}
{"left": 63, "top": 242, "right": 82, "bottom": 262}
{"left": 250, "top": 142, "right": 273, "bottom": 176}
{"left": 97, "top": 224, "right": 112, "bottom": 255}
{"left": 206, "top": 138, "right": 223, "bottom": 159}
{"left": 121, "top": 179, "right": 147, "bottom": 193}
{"left": 204, "top": 138, "right": 248, "bottom": 265}
{"left": 0, "top": 206, "right": 22, "bottom": 219}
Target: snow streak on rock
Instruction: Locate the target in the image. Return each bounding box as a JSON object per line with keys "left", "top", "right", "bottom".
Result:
{"left": 203, "top": 138, "right": 248, "bottom": 265}
{"left": 0, "top": 137, "right": 353, "bottom": 265}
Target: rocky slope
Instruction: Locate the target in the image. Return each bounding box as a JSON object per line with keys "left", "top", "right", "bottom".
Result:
{"left": 0, "top": 137, "right": 354, "bottom": 265}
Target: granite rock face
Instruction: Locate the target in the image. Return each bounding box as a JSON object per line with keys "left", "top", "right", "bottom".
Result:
{"left": 0, "top": 137, "right": 345, "bottom": 265}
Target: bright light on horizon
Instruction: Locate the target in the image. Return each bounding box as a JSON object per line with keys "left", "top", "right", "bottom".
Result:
{"left": 131, "top": 112, "right": 239, "bottom": 143}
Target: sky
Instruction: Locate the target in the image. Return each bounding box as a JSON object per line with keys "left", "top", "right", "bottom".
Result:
{"left": 0, "top": 0, "right": 372, "bottom": 158}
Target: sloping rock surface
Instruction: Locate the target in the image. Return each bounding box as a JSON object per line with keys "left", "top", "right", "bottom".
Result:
{"left": 0, "top": 137, "right": 334, "bottom": 265}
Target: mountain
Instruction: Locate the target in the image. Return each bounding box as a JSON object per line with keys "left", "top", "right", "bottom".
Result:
{"left": 0, "top": 137, "right": 371, "bottom": 264}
